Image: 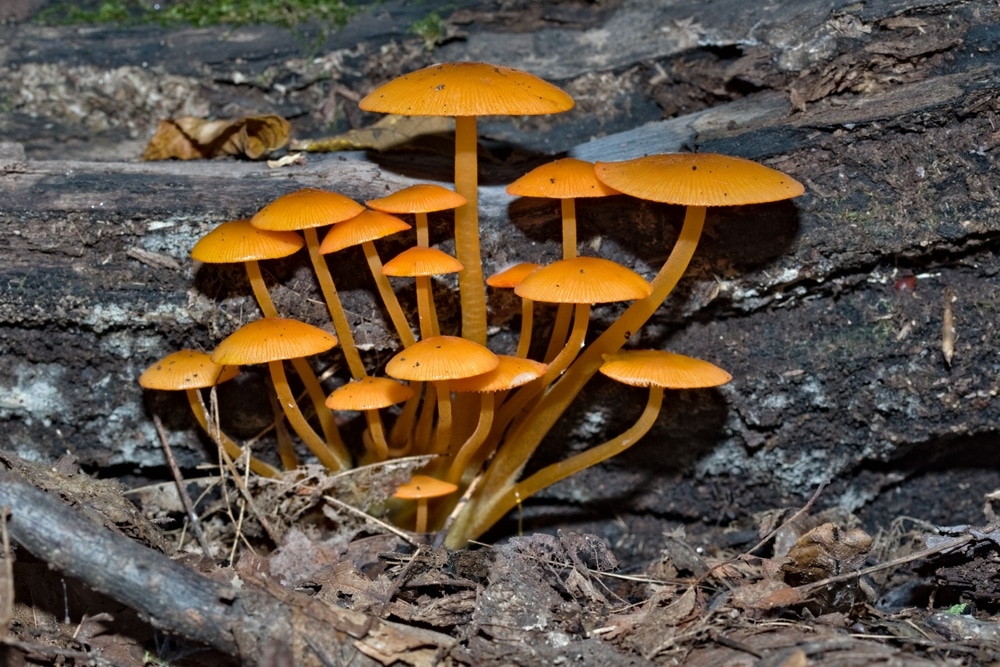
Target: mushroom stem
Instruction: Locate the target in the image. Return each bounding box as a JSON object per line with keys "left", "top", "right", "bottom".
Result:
{"left": 561, "top": 198, "right": 577, "bottom": 260}
{"left": 445, "top": 393, "right": 495, "bottom": 485}
{"left": 414, "top": 499, "right": 430, "bottom": 534}
{"left": 388, "top": 381, "right": 423, "bottom": 455}
{"left": 453, "top": 115, "right": 487, "bottom": 346}
{"left": 515, "top": 297, "right": 534, "bottom": 359}
{"left": 303, "top": 227, "right": 367, "bottom": 380}
{"left": 265, "top": 385, "right": 300, "bottom": 470}
{"left": 184, "top": 389, "right": 281, "bottom": 478}
{"left": 415, "top": 275, "right": 440, "bottom": 339}
{"left": 243, "top": 260, "right": 345, "bottom": 454}
{"left": 267, "top": 360, "right": 351, "bottom": 470}
{"left": 415, "top": 212, "right": 430, "bottom": 247}
{"left": 414, "top": 382, "right": 437, "bottom": 455}
{"left": 453, "top": 206, "right": 706, "bottom": 544}
{"left": 362, "top": 409, "right": 389, "bottom": 462}
{"left": 544, "top": 304, "right": 573, "bottom": 363}
{"left": 432, "top": 381, "right": 453, "bottom": 455}
{"left": 460, "top": 387, "right": 664, "bottom": 543}
{"left": 360, "top": 240, "right": 416, "bottom": 348}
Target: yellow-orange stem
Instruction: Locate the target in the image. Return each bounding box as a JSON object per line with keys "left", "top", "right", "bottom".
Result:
{"left": 185, "top": 389, "right": 280, "bottom": 478}
{"left": 453, "top": 115, "right": 487, "bottom": 345}
{"left": 268, "top": 360, "right": 350, "bottom": 470}
{"left": 361, "top": 240, "right": 416, "bottom": 348}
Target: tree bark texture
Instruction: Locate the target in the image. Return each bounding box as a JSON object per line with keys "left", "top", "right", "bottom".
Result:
{"left": 2, "top": 0, "right": 999, "bottom": 524}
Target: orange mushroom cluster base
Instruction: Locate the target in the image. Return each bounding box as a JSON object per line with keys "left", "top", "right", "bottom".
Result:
{"left": 139, "top": 61, "right": 804, "bottom": 546}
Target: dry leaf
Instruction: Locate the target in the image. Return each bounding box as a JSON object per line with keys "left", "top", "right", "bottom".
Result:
{"left": 730, "top": 578, "right": 805, "bottom": 610}
{"left": 142, "top": 115, "right": 290, "bottom": 161}
{"left": 291, "top": 114, "right": 454, "bottom": 153}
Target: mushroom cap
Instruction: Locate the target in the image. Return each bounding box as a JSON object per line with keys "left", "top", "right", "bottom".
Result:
{"left": 366, "top": 184, "right": 467, "bottom": 214}
{"left": 318, "top": 209, "right": 411, "bottom": 254}
{"left": 486, "top": 262, "right": 541, "bottom": 289}
{"left": 211, "top": 317, "right": 338, "bottom": 366}
{"left": 359, "top": 62, "right": 575, "bottom": 117}
{"left": 385, "top": 335, "right": 499, "bottom": 382}
{"left": 382, "top": 246, "right": 463, "bottom": 277}
{"left": 507, "top": 157, "right": 620, "bottom": 199}
{"left": 594, "top": 153, "right": 805, "bottom": 207}
{"left": 191, "top": 218, "right": 304, "bottom": 263}
{"left": 515, "top": 256, "right": 652, "bottom": 304}
{"left": 251, "top": 188, "right": 365, "bottom": 232}
{"left": 599, "top": 350, "right": 732, "bottom": 389}
{"left": 450, "top": 355, "right": 547, "bottom": 393}
{"left": 393, "top": 474, "right": 458, "bottom": 500}
{"left": 139, "top": 349, "right": 239, "bottom": 390}
{"left": 325, "top": 376, "right": 414, "bottom": 411}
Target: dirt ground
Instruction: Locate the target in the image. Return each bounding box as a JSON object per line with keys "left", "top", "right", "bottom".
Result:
{"left": 2, "top": 0, "right": 1000, "bottom": 665}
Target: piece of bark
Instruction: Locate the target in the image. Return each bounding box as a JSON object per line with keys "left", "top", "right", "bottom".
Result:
{"left": 0, "top": 464, "right": 459, "bottom": 666}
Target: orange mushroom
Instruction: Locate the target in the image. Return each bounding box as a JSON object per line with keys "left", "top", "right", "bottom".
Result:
{"left": 139, "top": 350, "right": 280, "bottom": 478}
{"left": 360, "top": 62, "right": 574, "bottom": 345}
{"left": 471, "top": 350, "right": 732, "bottom": 536}
{"left": 486, "top": 262, "right": 541, "bottom": 358}
{"left": 325, "top": 376, "right": 414, "bottom": 462}
{"left": 384, "top": 335, "right": 498, "bottom": 455}
{"left": 382, "top": 246, "right": 463, "bottom": 340}
{"left": 211, "top": 317, "right": 351, "bottom": 470}
{"left": 319, "top": 208, "right": 416, "bottom": 348}
{"left": 250, "top": 188, "right": 367, "bottom": 379}
{"left": 366, "top": 183, "right": 466, "bottom": 249}
{"left": 393, "top": 474, "right": 458, "bottom": 534}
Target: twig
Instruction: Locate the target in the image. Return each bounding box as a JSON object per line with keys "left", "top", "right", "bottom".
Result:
{"left": 322, "top": 495, "right": 417, "bottom": 545}
{"left": 152, "top": 414, "right": 214, "bottom": 557}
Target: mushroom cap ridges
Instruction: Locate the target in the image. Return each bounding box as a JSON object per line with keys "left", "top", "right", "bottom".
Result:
{"left": 319, "top": 209, "right": 411, "bottom": 254}
{"left": 251, "top": 188, "right": 365, "bottom": 231}
{"left": 359, "top": 62, "right": 575, "bottom": 117}
{"left": 382, "top": 246, "right": 463, "bottom": 277}
{"left": 211, "top": 317, "right": 338, "bottom": 366}
{"left": 507, "top": 158, "right": 620, "bottom": 199}
{"left": 595, "top": 153, "right": 804, "bottom": 207}
{"left": 599, "top": 350, "right": 732, "bottom": 389}
{"left": 515, "top": 256, "right": 652, "bottom": 304}
{"left": 139, "top": 349, "right": 239, "bottom": 390}
{"left": 325, "top": 376, "right": 414, "bottom": 411}
{"left": 192, "top": 218, "right": 305, "bottom": 263}
{"left": 366, "top": 184, "right": 467, "bottom": 214}
{"left": 450, "top": 355, "right": 547, "bottom": 393}
{"left": 385, "top": 335, "right": 499, "bottom": 382}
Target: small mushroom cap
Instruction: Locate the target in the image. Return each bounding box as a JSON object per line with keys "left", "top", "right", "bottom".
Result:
{"left": 507, "top": 158, "right": 620, "bottom": 199}
{"left": 486, "top": 263, "right": 541, "bottom": 289}
{"left": 594, "top": 153, "right": 805, "bottom": 207}
{"left": 393, "top": 474, "right": 458, "bottom": 500}
{"left": 385, "top": 335, "right": 499, "bottom": 382}
{"left": 325, "top": 376, "right": 414, "bottom": 411}
{"left": 191, "top": 218, "right": 304, "bottom": 263}
{"left": 450, "top": 355, "right": 547, "bottom": 393}
{"left": 359, "top": 62, "right": 575, "bottom": 117}
{"left": 599, "top": 350, "right": 732, "bottom": 389}
{"left": 211, "top": 317, "right": 338, "bottom": 366}
{"left": 382, "top": 246, "right": 463, "bottom": 277}
{"left": 515, "top": 256, "right": 652, "bottom": 304}
{"left": 366, "top": 184, "right": 467, "bottom": 213}
{"left": 318, "top": 209, "right": 411, "bottom": 254}
{"left": 251, "top": 188, "right": 365, "bottom": 232}
{"left": 139, "top": 349, "right": 239, "bottom": 390}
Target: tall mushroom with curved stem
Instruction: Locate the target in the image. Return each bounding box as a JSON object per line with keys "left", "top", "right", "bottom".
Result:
{"left": 469, "top": 350, "right": 732, "bottom": 538}
{"left": 211, "top": 317, "right": 351, "bottom": 471}
{"left": 250, "top": 187, "right": 367, "bottom": 380}
{"left": 360, "top": 62, "right": 574, "bottom": 346}
{"left": 191, "top": 218, "right": 342, "bottom": 452}
{"left": 319, "top": 208, "right": 416, "bottom": 348}
{"left": 139, "top": 349, "right": 280, "bottom": 478}
{"left": 447, "top": 153, "right": 804, "bottom": 547}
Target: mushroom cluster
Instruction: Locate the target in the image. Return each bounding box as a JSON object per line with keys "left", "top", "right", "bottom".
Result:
{"left": 140, "top": 61, "right": 804, "bottom": 544}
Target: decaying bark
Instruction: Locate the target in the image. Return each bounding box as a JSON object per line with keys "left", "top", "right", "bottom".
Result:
{"left": 2, "top": 0, "right": 1000, "bottom": 528}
